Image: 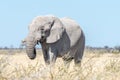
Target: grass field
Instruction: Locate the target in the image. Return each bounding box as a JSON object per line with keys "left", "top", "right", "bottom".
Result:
{"left": 0, "top": 50, "right": 120, "bottom": 80}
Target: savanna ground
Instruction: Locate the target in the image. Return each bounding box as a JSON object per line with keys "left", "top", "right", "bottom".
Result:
{"left": 0, "top": 49, "right": 120, "bottom": 80}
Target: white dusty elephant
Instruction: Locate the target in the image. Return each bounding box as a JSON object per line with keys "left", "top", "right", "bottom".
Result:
{"left": 23, "top": 15, "right": 85, "bottom": 67}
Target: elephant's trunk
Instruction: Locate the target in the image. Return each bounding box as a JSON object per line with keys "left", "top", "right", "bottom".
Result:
{"left": 26, "top": 42, "right": 36, "bottom": 60}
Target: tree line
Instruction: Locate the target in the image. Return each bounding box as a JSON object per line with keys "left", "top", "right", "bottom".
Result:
{"left": 0, "top": 45, "right": 120, "bottom": 53}
{"left": 86, "top": 45, "right": 120, "bottom": 53}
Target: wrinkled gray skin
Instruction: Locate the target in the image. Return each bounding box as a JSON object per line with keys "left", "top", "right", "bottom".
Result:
{"left": 23, "top": 15, "right": 85, "bottom": 67}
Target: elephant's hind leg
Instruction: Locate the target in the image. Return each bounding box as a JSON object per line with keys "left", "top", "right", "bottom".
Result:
{"left": 74, "top": 50, "right": 83, "bottom": 66}
{"left": 62, "top": 55, "right": 73, "bottom": 68}
{"left": 74, "top": 34, "right": 85, "bottom": 66}
{"left": 74, "top": 44, "right": 85, "bottom": 66}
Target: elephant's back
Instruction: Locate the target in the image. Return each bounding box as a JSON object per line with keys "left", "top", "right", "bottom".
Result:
{"left": 60, "top": 18, "right": 82, "bottom": 47}
{"left": 60, "top": 17, "right": 80, "bottom": 29}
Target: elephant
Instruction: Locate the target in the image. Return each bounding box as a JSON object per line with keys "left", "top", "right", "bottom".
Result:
{"left": 23, "top": 15, "right": 85, "bottom": 67}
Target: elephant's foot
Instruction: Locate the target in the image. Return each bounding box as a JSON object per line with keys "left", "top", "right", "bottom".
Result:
{"left": 45, "top": 60, "right": 50, "bottom": 65}
{"left": 63, "top": 57, "right": 73, "bottom": 68}
{"left": 74, "top": 59, "right": 82, "bottom": 67}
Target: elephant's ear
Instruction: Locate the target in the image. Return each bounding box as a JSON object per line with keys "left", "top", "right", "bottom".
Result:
{"left": 46, "top": 17, "right": 65, "bottom": 43}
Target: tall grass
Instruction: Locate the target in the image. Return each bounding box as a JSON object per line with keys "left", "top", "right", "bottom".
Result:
{"left": 0, "top": 55, "right": 10, "bottom": 80}
{"left": 0, "top": 50, "right": 120, "bottom": 80}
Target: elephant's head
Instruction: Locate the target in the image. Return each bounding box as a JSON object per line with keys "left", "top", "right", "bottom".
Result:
{"left": 23, "top": 15, "right": 65, "bottom": 59}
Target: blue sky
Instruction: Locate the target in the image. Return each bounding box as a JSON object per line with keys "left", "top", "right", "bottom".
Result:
{"left": 0, "top": 0, "right": 120, "bottom": 48}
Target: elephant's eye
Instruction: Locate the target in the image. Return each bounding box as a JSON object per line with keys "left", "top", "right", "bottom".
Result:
{"left": 41, "top": 28, "right": 44, "bottom": 30}
{"left": 37, "top": 27, "right": 43, "bottom": 31}
{"left": 41, "top": 29, "right": 44, "bottom": 32}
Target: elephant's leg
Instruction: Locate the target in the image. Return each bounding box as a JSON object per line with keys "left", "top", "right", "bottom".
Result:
{"left": 74, "top": 36, "right": 85, "bottom": 67}
{"left": 62, "top": 56, "right": 73, "bottom": 68}
{"left": 74, "top": 52, "right": 82, "bottom": 66}
{"left": 74, "top": 48, "right": 84, "bottom": 67}
{"left": 41, "top": 43, "right": 50, "bottom": 65}
{"left": 48, "top": 48, "right": 57, "bottom": 66}
{"left": 42, "top": 49, "right": 50, "bottom": 65}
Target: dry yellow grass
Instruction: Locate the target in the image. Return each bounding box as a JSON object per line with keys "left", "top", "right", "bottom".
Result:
{"left": 0, "top": 50, "right": 120, "bottom": 80}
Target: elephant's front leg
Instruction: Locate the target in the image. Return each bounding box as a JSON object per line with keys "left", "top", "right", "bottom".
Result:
{"left": 41, "top": 43, "right": 50, "bottom": 65}
{"left": 48, "top": 47, "right": 57, "bottom": 66}
{"left": 42, "top": 50, "right": 50, "bottom": 65}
